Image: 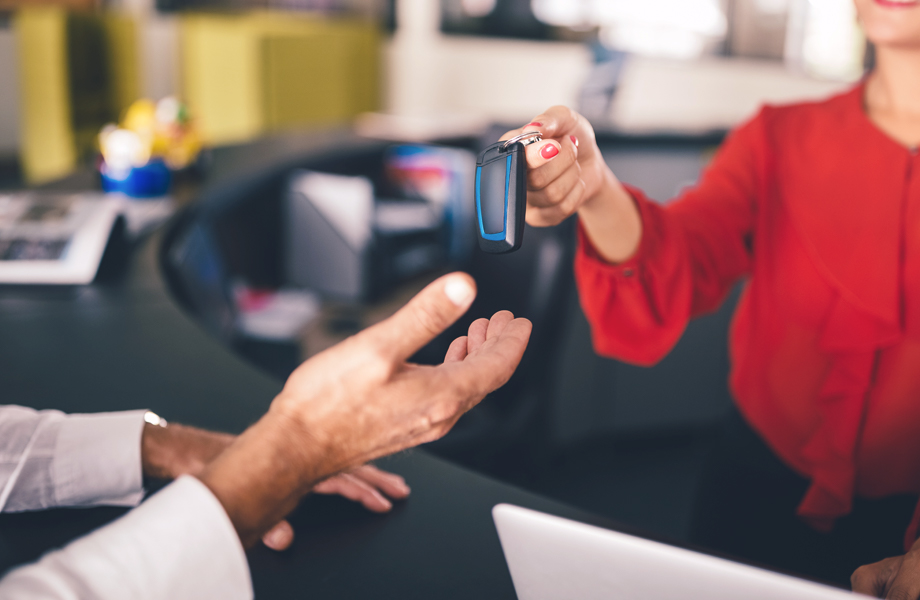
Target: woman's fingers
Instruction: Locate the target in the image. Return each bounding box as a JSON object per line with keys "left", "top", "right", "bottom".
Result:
{"left": 499, "top": 121, "right": 542, "bottom": 142}
{"left": 501, "top": 106, "right": 580, "bottom": 142}
{"left": 529, "top": 106, "right": 581, "bottom": 139}
{"left": 526, "top": 178, "right": 587, "bottom": 227}
{"left": 261, "top": 519, "right": 295, "bottom": 551}
{"left": 525, "top": 136, "right": 577, "bottom": 187}
{"left": 528, "top": 162, "right": 582, "bottom": 208}
{"left": 350, "top": 464, "right": 411, "bottom": 499}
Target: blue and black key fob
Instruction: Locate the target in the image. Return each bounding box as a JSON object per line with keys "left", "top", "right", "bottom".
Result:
{"left": 475, "top": 131, "right": 542, "bottom": 254}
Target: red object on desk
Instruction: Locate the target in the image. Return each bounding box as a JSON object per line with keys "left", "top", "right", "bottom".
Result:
{"left": 574, "top": 83, "right": 920, "bottom": 549}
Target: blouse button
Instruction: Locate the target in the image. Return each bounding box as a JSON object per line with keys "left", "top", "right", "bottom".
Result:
{"left": 622, "top": 268, "right": 635, "bottom": 277}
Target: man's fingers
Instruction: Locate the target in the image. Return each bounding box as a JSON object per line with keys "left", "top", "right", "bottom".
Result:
{"left": 262, "top": 520, "right": 294, "bottom": 551}
{"left": 351, "top": 464, "right": 411, "bottom": 499}
{"left": 486, "top": 310, "right": 515, "bottom": 341}
{"left": 449, "top": 317, "right": 532, "bottom": 396}
{"left": 469, "top": 312, "right": 514, "bottom": 357}
{"left": 365, "top": 272, "right": 476, "bottom": 363}
{"left": 467, "top": 318, "right": 490, "bottom": 354}
{"left": 313, "top": 473, "right": 393, "bottom": 512}
{"left": 444, "top": 336, "right": 469, "bottom": 363}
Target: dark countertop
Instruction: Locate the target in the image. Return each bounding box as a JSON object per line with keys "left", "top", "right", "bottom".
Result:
{"left": 0, "top": 133, "right": 603, "bottom": 598}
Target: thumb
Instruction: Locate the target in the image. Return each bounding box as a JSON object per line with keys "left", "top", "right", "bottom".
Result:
{"left": 365, "top": 273, "right": 477, "bottom": 363}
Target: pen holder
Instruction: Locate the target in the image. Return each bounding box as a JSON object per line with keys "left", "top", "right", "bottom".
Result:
{"left": 100, "top": 159, "right": 172, "bottom": 198}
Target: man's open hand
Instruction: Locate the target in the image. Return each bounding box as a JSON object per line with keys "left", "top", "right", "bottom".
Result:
{"left": 198, "top": 272, "right": 532, "bottom": 548}
{"left": 269, "top": 272, "right": 532, "bottom": 474}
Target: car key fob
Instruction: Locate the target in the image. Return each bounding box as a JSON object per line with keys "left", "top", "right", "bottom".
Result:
{"left": 475, "top": 131, "right": 542, "bottom": 254}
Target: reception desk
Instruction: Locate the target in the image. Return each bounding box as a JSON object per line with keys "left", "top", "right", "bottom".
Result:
{"left": 0, "top": 131, "right": 607, "bottom": 598}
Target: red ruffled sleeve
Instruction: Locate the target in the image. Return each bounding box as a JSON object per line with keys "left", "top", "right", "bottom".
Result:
{"left": 574, "top": 110, "right": 765, "bottom": 366}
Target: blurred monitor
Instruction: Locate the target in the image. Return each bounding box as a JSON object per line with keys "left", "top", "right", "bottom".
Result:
{"left": 167, "top": 221, "right": 237, "bottom": 339}
{"left": 441, "top": 0, "right": 551, "bottom": 40}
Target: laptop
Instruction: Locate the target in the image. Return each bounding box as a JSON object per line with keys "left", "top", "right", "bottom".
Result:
{"left": 493, "top": 504, "right": 861, "bottom": 600}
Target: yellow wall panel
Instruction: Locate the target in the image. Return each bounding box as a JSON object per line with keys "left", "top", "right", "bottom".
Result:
{"left": 180, "top": 12, "right": 380, "bottom": 144}
{"left": 102, "top": 14, "right": 140, "bottom": 119}
{"left": 263, "top": 33, "right": 351, "bottom": 130}
{"left": 15, "top": 7, "right": 76, "bottom": 184}
{"left": 180, "top": 15, "right": 263, "bottom": 145}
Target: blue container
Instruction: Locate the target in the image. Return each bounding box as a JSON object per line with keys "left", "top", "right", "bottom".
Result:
{"left": 101, "top": 159, "right": 172, "bottom": 198}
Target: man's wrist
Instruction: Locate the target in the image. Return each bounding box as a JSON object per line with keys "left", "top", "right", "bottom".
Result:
{"left": 142, "top": 422, "right": 234, "bottom": 480}
{"left": 261, "top": 405, "right": 338, "bottom": 488}
{"left": 197, "top": 410, "right": 332, "bottom": 547}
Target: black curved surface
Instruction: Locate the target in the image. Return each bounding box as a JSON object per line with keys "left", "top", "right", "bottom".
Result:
{"left": 0, "top": 131, "right": 596, "bottom": 598}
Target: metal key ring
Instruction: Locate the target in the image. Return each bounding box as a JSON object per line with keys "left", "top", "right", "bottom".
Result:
{"left": 501, "top": 131, "right": 543, "bottom": 152}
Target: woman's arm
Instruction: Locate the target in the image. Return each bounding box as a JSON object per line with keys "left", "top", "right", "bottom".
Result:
{"left": 503, "top": 106, "right": 765, "bottom": 364}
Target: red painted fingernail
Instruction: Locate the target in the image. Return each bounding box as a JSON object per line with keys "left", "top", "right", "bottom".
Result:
{"left": 570, "top": 135, "right": 578, "bottom": 147}
{"left": 540, "top": 144, "right": 559, "bottom": 159}
{"left": 527, "top": 122, "right": 542, "bottom": 127}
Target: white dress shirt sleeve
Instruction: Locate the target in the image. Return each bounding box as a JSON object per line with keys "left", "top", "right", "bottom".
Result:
{"left": 0, "top": 475, "right": 254, "bottom": 600}
{"left": 0, "top": 405, "right": 147, "bottom": 512}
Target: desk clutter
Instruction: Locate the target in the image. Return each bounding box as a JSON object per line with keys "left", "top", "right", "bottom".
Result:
{"left": 0, "top": 193, "right": 119, "bottom": 284}
{"left": 286, "top": 144, "right": 475, "bottom": 303}
{"left": 0, "top": 192, "right": 174, "bottom": 285}
{"left": 163, "top": 142, "right": 476, "bottom": 369}
{"left": 98, "top": 97, "right": 202, "bottom": 198}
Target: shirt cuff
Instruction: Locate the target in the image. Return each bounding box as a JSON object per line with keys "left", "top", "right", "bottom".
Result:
{"left": 53, "top": 410, "right": 147, "bottom": 507}
{"left": 0, "top": 476, "right": 253, "bottom": 600}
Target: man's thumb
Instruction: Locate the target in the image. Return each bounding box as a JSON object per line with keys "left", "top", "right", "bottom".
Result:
{"left": 368, "top": 273, "right": 476, "bottom": 363}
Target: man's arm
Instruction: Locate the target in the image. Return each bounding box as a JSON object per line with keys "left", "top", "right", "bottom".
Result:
{"left": 0, "top": 476, "right": 253, "bottom": 600}
{"left": 0, "top": 406, "right": 147, "bottom": 512}
{"left": 0, "top": 272, "right": 531, "bottom": 597}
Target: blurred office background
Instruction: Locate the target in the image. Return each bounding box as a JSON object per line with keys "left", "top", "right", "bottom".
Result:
{"left": 0, "top": 0, "right": 862, "bottom": 184}
{"left": 0, "top": 0, "right": 867, "bottom": 541}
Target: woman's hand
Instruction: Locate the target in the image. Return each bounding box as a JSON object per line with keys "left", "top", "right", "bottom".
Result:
{"left": 501, "top": 106, "right": 643, "bottom": 263}
{"left": 500, "top": 106, "right": 605, "bottom": 227}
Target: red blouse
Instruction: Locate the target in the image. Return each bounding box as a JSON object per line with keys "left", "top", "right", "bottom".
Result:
{"left": 574, "top": 84, "right": 920, "bottom": 549}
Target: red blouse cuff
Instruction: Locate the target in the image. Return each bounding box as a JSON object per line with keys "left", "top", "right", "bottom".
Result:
{"left": 575, "top": 183, "right": 660, "bottom": 280}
